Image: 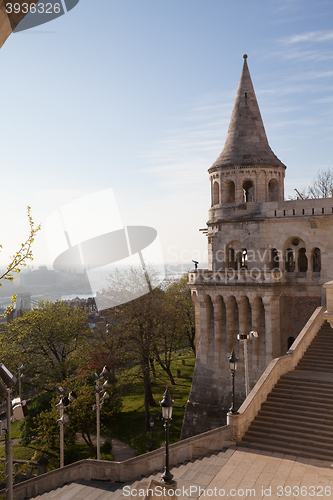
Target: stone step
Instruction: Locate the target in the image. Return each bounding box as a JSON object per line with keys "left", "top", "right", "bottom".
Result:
{"left": 258, "top": 406, "right": 333, "bottom": 423}
{"left": 277, "top": 378, "right": 333, "bottom": 389}
{"left": 261, "top": 397, "right": 333, "bottom": 412}
{"left": 239, "top": 439, "right": 333, "bottom": 462}
{"left": 301, "top": 347, "right": 333, "bottom": 352}
{"left": 255, "top": 411, "right": 333, "bottom": 428}
{"left": 280, "top": 374, "right": 333, "bottom": 385}
{"left": 270, "top": 386, "right": 333, "bottom": 399}
{"left": 252, "top": 416, "right": 333, "bottom": 435}
{"left": 244, "top": 427, "right": 333, "bottom": 448}
{"left": 295, "top": 366, "right": 333, "bottom": 373}
{"left": 240, "top": 435, "right": 333, "bottom": 460}
{"left": 302, "top": 346, "right": 333, "bottom": 363}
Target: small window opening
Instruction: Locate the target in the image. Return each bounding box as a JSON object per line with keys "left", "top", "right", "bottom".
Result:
{"left": 312, "top": 208, "right": 314, "bottom": 215}
{"left": 312, "top": 248, "right": 321, "bottom": 273}
{"left": 286, "top": 248, "right": 295, "bottom": 272}
{"left": 242, "top": 180, "right": 254, "bottom": 202}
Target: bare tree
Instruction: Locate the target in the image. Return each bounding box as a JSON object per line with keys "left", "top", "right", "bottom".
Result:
{"left": 307, "top": 169, "right": 333, "bottom": 199}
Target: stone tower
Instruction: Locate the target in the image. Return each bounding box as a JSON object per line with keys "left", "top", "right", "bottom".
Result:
{"left": 181, "top": 55, "right": 333, "bottom": 439}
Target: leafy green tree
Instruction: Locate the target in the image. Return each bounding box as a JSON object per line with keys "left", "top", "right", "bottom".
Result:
{"left": 19, "top": 392, "right": 54, "bottom": 446}
{"left": 165, "top": 274, "right": 195, "bottom": 353}
{"left": 1, "top": 301, "right": 92, "bottom": 391}
{"left": 25, "top": 376, "right": 121, "bottom": 459}
{"left": 67, "top": 378, "right": 121, "bottom": 457}
{"left": 98, "top": 268, "right": 195, "bottom": 430}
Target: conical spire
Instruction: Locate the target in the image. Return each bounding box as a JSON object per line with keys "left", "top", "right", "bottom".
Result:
{"left": 211, "top": 55, "right": 286, "bottom": 169}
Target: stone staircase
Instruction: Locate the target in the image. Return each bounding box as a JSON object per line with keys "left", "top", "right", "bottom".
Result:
{"left": 240, "top": 321, "right": 333, "bottom": 460}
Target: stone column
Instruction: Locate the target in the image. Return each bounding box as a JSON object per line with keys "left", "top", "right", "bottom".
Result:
{"left": 193, "top": 293, "right": 206, "bottom": 363}
{"left": 226, "top": 295, "right": 238, "bottom": 354}
{"left": 213, "top": 295, "right": 226, "bottom": 370}
{"left": 204, "top": 294, "right": 215, "bottom": 366}
{"left": 263, "top": 295, "right": 281, "bottom": 364}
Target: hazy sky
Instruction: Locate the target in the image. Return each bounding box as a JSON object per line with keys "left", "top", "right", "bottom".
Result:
{"left": 0, "top": 0, "right": 332, "bottom": 270}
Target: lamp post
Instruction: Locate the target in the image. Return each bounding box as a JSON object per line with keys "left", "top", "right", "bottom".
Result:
{"left": 228, "top": 350, "right": 239, "bottom": 415}
{"left": 237, "top": 331, "right": 258, "bottom": 397}
{"left": 149, "top": 416, "right": 154, "bottom": 451}
{"left": 0, "top": 363, "right": 17, "bottom": 500}
{"left": 18, "top": 363, "right": 26, "bottom": 402}
{"left": 56, "top": 388, "right": 77, "bottom": 468}
{"left": 159, "top": 387, "right": 174, "bottom": 485}
{"left": 93, "top": 365, "right": 109, "bottom": 460}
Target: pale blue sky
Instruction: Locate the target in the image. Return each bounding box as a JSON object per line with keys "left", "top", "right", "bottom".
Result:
{"left": 0, "top": 0, "right": 332, "bottom": 269}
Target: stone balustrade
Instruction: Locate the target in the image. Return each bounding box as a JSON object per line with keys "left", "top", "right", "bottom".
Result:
{"left": 188, "top": 268, "right": 318, "bottom": 285}
{"left": 0, "top": 424, "right": 233, "bottom": 500}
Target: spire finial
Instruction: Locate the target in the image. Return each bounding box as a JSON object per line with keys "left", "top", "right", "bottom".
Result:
{"left": 243, "top": 54, "right": 248, "bottom": 59}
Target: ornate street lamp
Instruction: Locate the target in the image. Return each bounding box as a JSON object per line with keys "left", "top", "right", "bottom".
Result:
{"left": 56, "top": 387, "right": 77, "bottom": 468}
{"left": 149, "top": 416, "right": 154, "bottom": 451}
{"left": 237, "top": 331, "right": 258, "bottom": 397}
{"left": 93, "top": 365, "right": 110, "bottom": 460}
{"left": 17, "top": 363, "right": 26, "bottom": 402}
{"left": 228, "top": 350, "right": 239, "bottom": 415}
{"left": 0, "top": 363, "right": 17, "bottom": 500}
{"left": 159, "top": 387, "right": 174, "bottom": 484}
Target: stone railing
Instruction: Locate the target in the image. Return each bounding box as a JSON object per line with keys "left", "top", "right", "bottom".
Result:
{"left": 188, "top": 269, "right": 283, "bottom": 285}
{"left": 227, "top": 305, "right": 326, "bottom": 442}
{"left": 188, "top": 268, "right": 323, "bottom": 286}
{"left": 263, "top": 197, "right": 333, "bottom": 218}
{"left": 1, "top": 424, "right": 233, "bottom": 500}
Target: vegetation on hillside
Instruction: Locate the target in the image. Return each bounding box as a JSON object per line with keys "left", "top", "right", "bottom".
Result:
{"left": 0, "top": 271, "right": 195, "bottom": 466}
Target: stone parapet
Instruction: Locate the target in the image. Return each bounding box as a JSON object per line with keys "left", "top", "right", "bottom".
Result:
{"left": 188, "top": 269, "right": 322, "bottom": 285}
{"left": 1, "top": 425, "right": 233, "bottom": 500}
{"left": 209, "top": 197, "right": 333, "bottom": 222}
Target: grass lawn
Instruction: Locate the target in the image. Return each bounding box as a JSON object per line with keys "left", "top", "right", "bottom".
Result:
{"left": 110, "top": 349, "right": 195, "bottom": 455}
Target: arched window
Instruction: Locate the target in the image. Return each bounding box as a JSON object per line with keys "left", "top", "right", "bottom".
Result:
{"left": 243, "top": 180, "right": 254, "bottom": 202}
{"left": 212, "top": 181, "right": 219, "bottom": 206}
{"left": 224, "top": 180, "right": 235, "bottom": 203}
{"left": 298, "top": 248, "right": 308, "bottom": 272}
{"left": 285, "top": 248, "right": 295, "bottom": 272}
{"left": 312, "top": 248, "right": 321, "bottom": 273}
{"left": 228, "top": 248, "right": 236, "bottom": 270}
{"left": 268, "top": 179, "right": 279, "bottom": 202}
